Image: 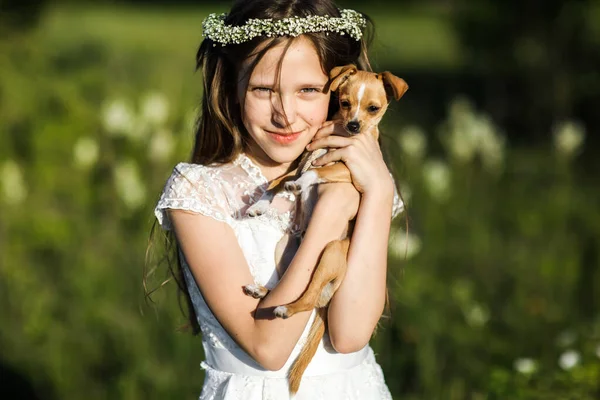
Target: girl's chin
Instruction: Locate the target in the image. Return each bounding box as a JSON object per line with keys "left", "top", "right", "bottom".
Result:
{"left": 262, "top": 144, "right": 306, "bottom": 163}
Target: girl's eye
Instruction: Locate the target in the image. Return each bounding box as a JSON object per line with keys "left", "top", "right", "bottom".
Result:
{"left": 367, "top": 105, "right": 381, "bottom": 113}
{"left": 254, "top": 87, "right": 272, "bottom": 92}
{"left": 340, "top": 100, "right": 351, "bottom": 109}
{"left": 300, "top": 88, "right": 320, "bottom": 93}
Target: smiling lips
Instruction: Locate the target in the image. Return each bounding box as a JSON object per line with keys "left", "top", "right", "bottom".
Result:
{"left": 267, "top": 129, "right": 304, "bottom": 144}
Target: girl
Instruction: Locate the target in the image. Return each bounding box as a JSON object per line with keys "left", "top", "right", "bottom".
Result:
{"left": 152, "top": 0, "right": 403, "bottom": 398}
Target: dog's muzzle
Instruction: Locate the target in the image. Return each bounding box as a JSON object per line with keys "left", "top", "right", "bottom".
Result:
{"left": 346, "top": 120, "right": 360, "bottom": 134}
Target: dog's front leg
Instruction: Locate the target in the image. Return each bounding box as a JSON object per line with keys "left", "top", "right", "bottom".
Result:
{"left": 311, "top": 162, "right": 353, "bottom": 184}
{"left": 246, "top": 173, "right": 297, "bottom": 217}
{"left": 246, "top": 190, "right": 275, "bottom": 217}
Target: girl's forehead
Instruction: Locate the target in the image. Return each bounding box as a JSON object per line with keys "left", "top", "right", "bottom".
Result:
{"left": 243, "top": 37, "right": 327, "bottom": 83}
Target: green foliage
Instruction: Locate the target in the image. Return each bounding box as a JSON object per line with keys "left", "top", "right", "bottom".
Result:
{"left": 1, "top": 4, "right": 598, "bottom": 400}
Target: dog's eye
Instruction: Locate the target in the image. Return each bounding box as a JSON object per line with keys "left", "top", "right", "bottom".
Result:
{"left": 367, "top": 105, "right": 381, "bottom": 113}
{"left": 340, "top": 100, "right": 351, "bottom": 109}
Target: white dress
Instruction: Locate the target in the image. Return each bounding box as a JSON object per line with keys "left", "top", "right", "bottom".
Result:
{"left": 154, "top": 153, "right": 403, "bottom": 400}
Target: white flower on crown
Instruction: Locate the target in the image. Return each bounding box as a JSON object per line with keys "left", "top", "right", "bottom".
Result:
{"left": 202, "top": 9, "right": 367, "bottom": 46}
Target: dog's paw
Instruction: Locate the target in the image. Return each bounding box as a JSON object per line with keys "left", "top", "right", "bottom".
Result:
{"left": 246, "top": 200, "right": 270, "bottom": 217}
{"left": 243, "top": 284, "right": 268, "bottom": 299}
{"left": 283, "top": 181, "right": 301, "bottom": 193}
{"left": 273, "top": 305, "right": 290, "bottom": 319}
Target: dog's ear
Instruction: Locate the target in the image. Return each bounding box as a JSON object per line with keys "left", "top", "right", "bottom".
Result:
{"left": 380, "top": 72, "right": 409, "bottom": 101}
{"left": 328, "top": 64, "right": 357, "bottom": 92}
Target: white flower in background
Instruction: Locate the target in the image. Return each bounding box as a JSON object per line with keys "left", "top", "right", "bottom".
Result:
{"left": 73, "top": 137, "right": 99, "bottom": 169}
{"left": 553, "top": 121, "right": 585, "bottom": 158}
{"left": 0, "top": 160, "right": 27, "bottom": 205}
{"left": 442, "top": 97, "right": 505, "bottom": 171}
{"left": 398, "top": 125, "right": 427, "bottom": 160}
{"left": 558, "top": 350, "right": 580, "bottom": 370}
{"left": 445, "top": 97, "right": 479, "bottom": 163}
{"left": 388, "top": 228, "right": 421, "bottom": 260}
{"left": 475, "top": 115, "right": 506, "bottom": 172}
{"left": 422, "top": 160, "right": 451, "bottom": 202}
{"left": 514, "top": 358, "right": 538, "bottom": 375}
{"left": 102, "top": 99, "right": 135, "bottom": 136}
{"left": 114, "top": 160, "right": 146, "bottom": 210}
{"left": 464, "top": 303, "right": 490, "bottom": 327}
{"left": 140, "top": 92, "right": 169, "bottom": 126}
{"left": 149, "top": 129, "right": 175, "bottom": 163}
{"left": 556, "top": 330, "right": 577, "bottom": 348}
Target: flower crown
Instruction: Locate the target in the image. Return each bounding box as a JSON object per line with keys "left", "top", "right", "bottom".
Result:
{"left": 202, "top": 9, "right": 367, "bottom": 46}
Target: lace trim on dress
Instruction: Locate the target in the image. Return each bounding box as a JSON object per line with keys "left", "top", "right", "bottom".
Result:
{"left": 235, "top": 153, "right": 268, "bottom": 187}
{"left": 154, "top": 163, "right": 234, "bottom": 230}
{"left": 392, "top": 179, "right": 405, "bottom": 219}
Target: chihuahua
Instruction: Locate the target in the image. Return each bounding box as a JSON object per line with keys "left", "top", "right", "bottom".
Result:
{"left": 243, "top": 64, "right": 408, "bottom": 394}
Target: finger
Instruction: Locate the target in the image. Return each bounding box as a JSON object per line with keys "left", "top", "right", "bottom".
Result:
{"left": 313, "top": 121, "right": 346, "bottom": 140}
{"left": 312, "top": 147, "right": 346, "bottom": 166}
{"left": 313, "top": 145, "right": 364, "bottom": 166}
{"left": 313, "top": 121, "right": 335, "bottom": 139}
{"left": 307, "top": 135, "right": 354, "bottom": 150}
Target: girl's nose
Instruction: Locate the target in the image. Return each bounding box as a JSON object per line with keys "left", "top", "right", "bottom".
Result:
{"left": 271, "top": 93, "right": 297, "bottom": 127}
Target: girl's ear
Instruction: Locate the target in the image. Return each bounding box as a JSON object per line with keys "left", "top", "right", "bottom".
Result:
{"left": 379, "top": 72, "right": 409, "bottom": 101}
{"left": 327, "top": 64, "right": 357, "bottom": 92}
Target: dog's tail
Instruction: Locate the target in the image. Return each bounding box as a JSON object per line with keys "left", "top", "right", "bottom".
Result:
{"left": 288, "top": 307, "right": 327, "bottom": 394}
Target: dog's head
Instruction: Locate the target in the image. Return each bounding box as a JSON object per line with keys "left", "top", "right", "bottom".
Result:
{"left": 328, "top": 64, "right": 408, "bottom": 137}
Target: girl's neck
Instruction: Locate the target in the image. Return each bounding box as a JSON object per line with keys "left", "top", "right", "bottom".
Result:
{"left": 244, "top": 143, "right": 295, "bottom": 182}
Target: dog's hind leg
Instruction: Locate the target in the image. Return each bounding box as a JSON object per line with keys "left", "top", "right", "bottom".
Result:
{"left": 243, "top": 284, "right": 269, "bottom": 299}
{"left": 273, "top": 238, "right": 350, "bottom": 319}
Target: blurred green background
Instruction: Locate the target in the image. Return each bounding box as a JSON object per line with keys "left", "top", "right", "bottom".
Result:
{"left": 1, "top": 0, "right": 599, "bottom": 399}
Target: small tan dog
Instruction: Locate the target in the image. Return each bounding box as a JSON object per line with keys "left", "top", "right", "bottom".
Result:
{"left": 243, "top": 64, "right": 408, "bottom": 394}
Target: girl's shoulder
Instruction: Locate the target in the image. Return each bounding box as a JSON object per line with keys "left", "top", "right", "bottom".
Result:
{"left": 154, "top": 161, "right": 236, "bottom": 230}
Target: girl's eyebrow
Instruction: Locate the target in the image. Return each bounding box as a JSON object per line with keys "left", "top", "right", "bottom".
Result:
{"left": 248, "top": 82, "right": 275, "bottom": 87}
{"left": 248, "top": 81, "right": 327, "bottom": 88}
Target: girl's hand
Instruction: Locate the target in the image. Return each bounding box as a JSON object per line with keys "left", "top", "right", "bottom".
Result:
{"left": 307, "top": 121, "right": 394, "bottom": 199}
{"left": 316, "top": 182, "right": 360, "bottom": 221}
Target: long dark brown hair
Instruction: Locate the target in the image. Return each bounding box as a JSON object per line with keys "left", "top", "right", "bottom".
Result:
{"left": 144, "top": 0, "right": 395, "bottom": 334}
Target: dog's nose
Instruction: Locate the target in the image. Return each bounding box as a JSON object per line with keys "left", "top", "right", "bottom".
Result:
{"left": 346, "top": 121, "right": 360, "bottom": 134}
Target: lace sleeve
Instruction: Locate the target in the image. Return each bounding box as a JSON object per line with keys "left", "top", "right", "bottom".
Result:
{"left": 154, "top": 163, "right": 232, "bottom": 230}
{"left": 391, "top": 174, "right": 405, "bottom": 220}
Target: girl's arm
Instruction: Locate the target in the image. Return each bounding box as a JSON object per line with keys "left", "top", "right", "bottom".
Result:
{"left": 326, "top": 182, "right": 394, "bottom": 353}
{"left": 167, "top": 187, "right": 353, "bottom": 371}
{"left": 306, "top": 124, "right": 396, "bottom": 353}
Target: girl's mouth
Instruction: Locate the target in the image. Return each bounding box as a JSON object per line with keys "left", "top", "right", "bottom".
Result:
{"left": 267, "top": 130, "right": 304, "bottom": 144}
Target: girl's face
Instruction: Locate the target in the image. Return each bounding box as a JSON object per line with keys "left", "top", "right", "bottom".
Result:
{"left": 238, "top": 37, "right": 330, "bottom": 170}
